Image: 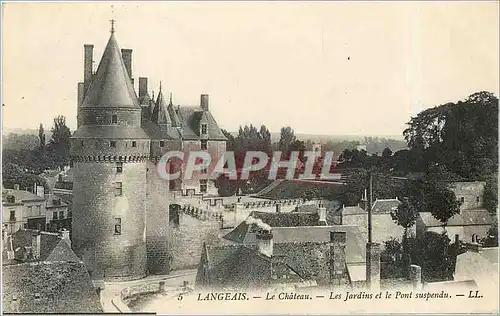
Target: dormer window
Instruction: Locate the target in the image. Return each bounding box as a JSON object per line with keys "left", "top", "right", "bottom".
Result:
{"left": 201, "top": 124, "right": 208, "bottom": 135}
{"left": 112, "top": 115, "right": 118, "bottom": 124}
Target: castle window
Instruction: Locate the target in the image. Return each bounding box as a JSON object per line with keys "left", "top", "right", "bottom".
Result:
{"left": 201, "top": 140, "right": 207, "bottom": 150}
{"left": 112, "top": 115, "right": 118, "bottom": 124}
{"left": 159, "top": 141, "right": 165, "bottom": 148}
{"left": 110, "top": 141, "right": 116, "bottom": 148}
{"left": 9, "top": 210, "right": 15, "bottom": 222}
{"left": 460, "top": 197, "right": 465, "bottom": 204}
{"left": 116, "top": 162, "right": 123, "bottom": 173}
{"left": 200, "top": 179, "right": 208, "bottom": 193}
{"left": 114, "top": 218, "right": 122, "bottom": 235}
{"left": 68, "top": 211, "right": 72, "bottom": 218}
{"left": 36, "top": 205, "right": 41, "bottom": 215}
{"left": 59, "top": 211, "right": 64, "bottom": 219}
{"left": 53, "top": 211, "right": 58, "bottom": 220}
{"left": 476, "top": 196, "right": 480, "bottom": 203}
{"left": 80, "top": 140, "right": 84, "bottom": 147}
{"left": 115, "top": 182, "right": 123, "bottom": 196}
{"left": 132, "top": 141, "right": 137, "bottom": 148}
{"left": 201, "top": 124, "right": 208, "bottom": 135}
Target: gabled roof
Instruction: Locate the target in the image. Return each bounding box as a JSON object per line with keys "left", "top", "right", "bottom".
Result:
{"left": 176, "top": 106, "right": 227, "bottom": 140}
{"left": 151, "top": 89, "right": 171, "bottom": 125}
{"left": 255, "top": 179, "right": 345, "bottom": 200}
{"left": 3, "top": 190, "right": 45, "bottom": 203}
{"left": 418, "top": 210, "right": 493, "bottom": 227}
{"left": 81, "top": 33, "right": 139, "bottom": 108}
{"left": 372, "top": 199, "right": 400, "bottom": 214}
{"left": 7, "top": 229, "right": 79, "bottom": 264}
{"left": 2, "top": 261, "right": 102, "bottom": 313}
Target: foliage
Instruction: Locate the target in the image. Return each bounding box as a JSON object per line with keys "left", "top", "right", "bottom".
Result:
{"left": 47, "top": 115, "right": 72, "bottom": 169}
{"left": 278, "top": 126, "right": 296, "bottom": 153}
{"left": 2, "top": 162, "right": 48, "bottom": 191}
{"left": 391, "top": 197, "right": 418, "bottom": 231}
{"left": 425, "top": 181, "right": 461, "bottom": 225}
{"left": 483, "top": 172, "right": 498, "bottom": 216}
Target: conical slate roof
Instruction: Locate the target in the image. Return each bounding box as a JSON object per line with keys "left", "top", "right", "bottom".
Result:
{"left": 81, "top": 33, "right": 139, "bottom": 108}
{"left": 151, "top": 88, "right": 171, "bottom": 125}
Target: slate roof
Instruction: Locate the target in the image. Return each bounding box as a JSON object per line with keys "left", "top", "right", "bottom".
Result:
{"left": 151, "top": 88, "right": 171, "bottom": 125}
{"left": 81, "top": 32, "right": 139, "bottom": 108}
{"left": 371, "top": 199, "right": 401, "bottom": 214}
{"left": 141, "top": 118, "right": 182, "bottom": 140}
{"left": 2, "top": 261, "right": 102, "bottom": 313}
{"left": 176, "top": 106, "right": 227, "bottom": 140}
{"left": 6, "top": 229, "right": 79, "bottom": 264}
{"left": 3, "top": 190, "right": 45, "bottom": 203}
{"left": 72, "top": 125, "right": 149, "bottom": 139}
{"left": 419, "top": 210, "right": 493, "bottom": 227}
{"left": 223, "top": 223, "right": 366, "bottom": 264}
{"left": 222, "top": 211, "right": 322, "bottom": 243}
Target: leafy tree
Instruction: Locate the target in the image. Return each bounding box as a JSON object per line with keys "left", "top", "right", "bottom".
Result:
{"left": 484, "top": 173, "right": 498, "bottom": 216}
{"left": 411, "top": 232, "right": 457, "bottom": 282}
{"left": 278, "top": 126, "right": 296, "bottom": 153}
{"left": 38, "top": 123, "right": 46, "bottom": 148}
{"left": 391, "top": 197, "right": 418, "bottom": 276}
{"left": 2, "top": 162, "right": 48, "bottom": 191}
{"left": 221, "top": 129, "right": 235, "bottom": 151}
{"left": 381, "top": 147, "right": 393, "bottom": 159}
{"left": 47, "top": 115, "right": 71, "bottom": 169}
{"left": 425, "top": 181, "right": 461, "bottom": 226}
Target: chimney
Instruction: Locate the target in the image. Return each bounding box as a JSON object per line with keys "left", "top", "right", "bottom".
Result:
{"left": 275, "top": 204, "right": 282, "bottom": 213}
{"left": 7, "top": 236, "right": 14, "bottom": 260}
{"left": 139, "top": 77, "right": 148, "bottom": 98}
{"left": 121, "top": 49, "right": 133, "bottom": 80}
{"left": 454, "top": 234, "right": 460, "bottom": 245}
{"left": 317, "top": 205, "right": 327, "bottom": 223}
{"left": 36, "top": 186, "right": 44, "bottom": 198}
{"left": 330, "top": 231, "right": 348, "bottom": 285}
{"left": 200, "top": 94, "right": 209, "bottom": 111}
{"left": 256, "top": 229, "right": 273, "bottom": 257}
{"left": 83, "top": 44, "right": 94, "bottom": 93}
{"left": 13, "top": 184, "right": 19, "bottom": 191}
{"left": 59, "top": 229, "right": 71, "bottom": 245}
{"left": 410, "top": 264, "right": 422, "bottom": 291}
{"left": 366, "top": 242, "right": 381, "bottom": 291}
{"left": 32, "top": 231, "right": 41, "bottom": 260}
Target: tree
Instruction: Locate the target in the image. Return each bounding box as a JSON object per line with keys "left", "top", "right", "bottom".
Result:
{"left": 38, "top": 123, "right": 46, "bottom": 148}
{"left": 47, "top": 115, "right": 71, "bottom": 169}
{"left": 391, "top": 197, "right": 418, "bottom": 276}
{"left": 381, "top": 147, "right": 393, "bottom": 159}
{"left": 425, "top": 181, "right": 461, "bottom": 226}
{"left": 484, "top": 173, "right": 498, "bottom": 216}
{"left": 278, "top": 126, "right": 296, "bottom": 153}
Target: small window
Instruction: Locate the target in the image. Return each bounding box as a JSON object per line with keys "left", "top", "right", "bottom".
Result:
{"left": 201, "top": 140, "right": 207, "bottom": 150}
{"left": 80, "top": 140, "right": 84, "bottom": 147}
{"left": 110, "top": 141, "right": 116, "bottom": 148}
{"left": 53, "top": 211, "right": 58, "bottom": 220}
{"left": 115, "top": 182, "right": 123, "bottom": 196}
{"left": 476, "top": 196, "right": 480, "bottom": 203}
{"left": 114, "top": 218, "right": 122, "bottom": 235}
{"left": 200, "top": 179, "right": 208, "bottom": 193}
{"left": 460, "top": 197, "right": 465, "bottom": 204}
{"left": 9, "top": 210, "right": 15, "bottom": 222}
{"left": 112, "top": 115, "right": 118, "bottom": 124}
{"left": 201, "top": 124, "right": 208, "bottom": 135}
{"left": 132, "top": 141, "right": 137, "bottom": 148}
{"left": 59, "top": 211, "right": 64, "bottom": 219}
{"left": 68, "top": 211, "right": 72, "bottom": 218}
{"left": 116, "top": 162, "right": 123, "bottom": 173}
{"left": 27, "top": 206, "right": 32, "bottom": 215}
{"left": 36, "top": 205, "right": 41, "bottom": 215}
{"left": 159, "top": 141, "right": 165, "bottom": 147}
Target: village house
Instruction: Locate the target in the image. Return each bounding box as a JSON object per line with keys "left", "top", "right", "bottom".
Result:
{"left": 416, "top": 181, "right": 493, "bottom": 242}
{"left": 2, "top": 185, "right": 70, "bottom": 234}
{"left": 1, "top": 229, "right": 102, "bottom": 313}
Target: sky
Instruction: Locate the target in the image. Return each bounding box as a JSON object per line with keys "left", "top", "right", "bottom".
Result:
{"left": 2, "top": 1, "right": 499, "bottom": 136}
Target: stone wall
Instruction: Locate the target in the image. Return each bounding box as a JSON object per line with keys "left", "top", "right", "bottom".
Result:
{"left": 169, "top": 213, "right": 222, "bottom": 270}
{"left": 72, "top": 161, "right": 147, "bottom": 281}
{"left": 449, "top": 181, "right": 486, "bottom": 211}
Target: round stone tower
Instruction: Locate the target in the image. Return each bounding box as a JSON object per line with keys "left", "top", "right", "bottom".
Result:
{"left": 70, "top": 26, "right": 149, "bottom": 281}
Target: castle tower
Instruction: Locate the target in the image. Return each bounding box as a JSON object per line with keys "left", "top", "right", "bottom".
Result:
{"left": 70, "top": 24, "right": 149, "bottom": 281}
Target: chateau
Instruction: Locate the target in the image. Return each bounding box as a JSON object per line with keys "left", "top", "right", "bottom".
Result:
{"left": 70, "top": 24, "right": 226, "bottom": 281}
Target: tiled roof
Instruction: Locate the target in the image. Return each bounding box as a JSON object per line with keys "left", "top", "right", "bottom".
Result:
{"left": 256, "top": 179, "right": 345, "bottom": 200}
{"left": 419, "top": 210, "right": 493, "bottom": 227}
{"left": 141, "top": 118, "right": 182, "bottom": 140}
{"left": 2, "top": 261, "right": 102, "bottom": 313}
{"left": 372, "top": 199, "right": 401, "bottom": 214}
{"left": 81, "top": 33, "right": 139, "bottom": 108}
{"left": 342, "top": 205, "right": 366, "bottom": 215}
